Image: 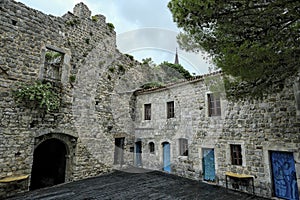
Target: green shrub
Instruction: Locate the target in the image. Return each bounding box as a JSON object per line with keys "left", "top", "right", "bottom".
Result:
{"left": 91, "top": 15, "right": 98, "bottom": 22}
{"left": 141, "top": 82, "right": 164, "bottom": 89}
{"left": 125, "top": 54, "right": 134, "bottom": 61}
{"left": 69, "top": 75, "right": 76, "bottom": 83}
{"left": 13, "top": 81, "right": 61, "bottom": 112}
{"left": 108, "top": 66, "right": 115, "bottom": 73}
{"left": 107, "top": 22, "right": 115, "bottom": 31}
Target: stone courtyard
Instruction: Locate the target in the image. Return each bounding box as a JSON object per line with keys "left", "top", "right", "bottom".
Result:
{"left": 6, "top": 168, "right": 268, "bottom": 200}
{"left": 1, "top": 0, "right": 300, "bottom": 199}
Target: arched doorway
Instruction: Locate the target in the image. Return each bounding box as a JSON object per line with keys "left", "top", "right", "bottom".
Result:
{"left": 30, "top": 138, "right": 67, "bottom": 190}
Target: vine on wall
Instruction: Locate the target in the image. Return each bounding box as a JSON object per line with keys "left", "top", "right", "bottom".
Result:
{"left": 13, "top": 81, "right": 61, "bottom": 112}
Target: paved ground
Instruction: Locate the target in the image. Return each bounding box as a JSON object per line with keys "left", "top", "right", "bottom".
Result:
{"left": 7, "top": 168, "right": 269, "bottom": 200}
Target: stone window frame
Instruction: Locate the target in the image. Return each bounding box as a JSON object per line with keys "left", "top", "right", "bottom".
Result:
{"left": 226, "top": 141, "right": 246, "bottom": 167}
{"left": 149, "top": 142, "right": 155, "bottom": 154}
{"left": 39, "top": 44, "right": 71, "bottom": 85}
{"left": 167, "top": 101, "right": 175, "bottom": 119}
{"left": 144, "top": 103, "right": 151, "bottom": 120}
{"left": 207, "top": 93, "right": 221, "bottom": 117}
{"left": 178, "top": 138, "right": 188, "bottom": 157}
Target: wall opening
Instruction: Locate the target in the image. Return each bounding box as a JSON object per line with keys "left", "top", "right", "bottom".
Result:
{"left": 114, "top": 137, "right": 125, "bottom": 165}
{"left": 44, "top": 48, "right": 64, "bottom": 82}
{"left": 30, "top": 138, "right": 67, "bottom": 190}
{"left": 135, "top": 141, "right": 142, "bottom": 167}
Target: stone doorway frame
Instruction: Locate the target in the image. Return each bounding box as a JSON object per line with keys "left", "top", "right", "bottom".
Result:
{"left": 31, "top": 133, "right": 77, "bottom": 187}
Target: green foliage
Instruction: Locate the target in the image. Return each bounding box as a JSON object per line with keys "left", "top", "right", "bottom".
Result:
{"left": 117, "top": 65, "right": 126, "bottom": 74}
{"left": 142, "top": 57, "right": 155, "bottom": 67}
{"left": 168, "top": 0, "right": 300, "bottom": 98}
{"left": 13, "top": 81, "right": 61, "bottom": 112}
{"left": 141, "top": 82, "right": 164, "bottom": 89}
{"left": 65, "top": 19, "right": 80, "bottom": 27}
{"left": 125, "top": 54, "right": 134, "bottom": 61}
{"left": 160, "top": 61, "right": 192, "bottom": 79}
{"left": 107, "top": 22, "right": 115, "bottom": 31}
{"left": 91, "top": 15, "right": 98, "bottom": 22}
{"left": 45, "top": 51, "right": 63, "bottom": 63}
{"left": 108, "top": 66, "right": 115, "bottom": 73}
{"left": 69, "top": 75, "right": 76, "bottom": 83}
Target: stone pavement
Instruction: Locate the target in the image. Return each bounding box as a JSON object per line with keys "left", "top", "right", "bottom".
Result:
{"left": 6, "top": 168, "right": 269, "bottom": 200}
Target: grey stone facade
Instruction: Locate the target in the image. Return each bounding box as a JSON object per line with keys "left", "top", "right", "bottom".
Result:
{"left": 133, "top": 71, "right": 300, "bottom": 199}
{"left": 0, "top": 1, "right": 299, "bottom": 199}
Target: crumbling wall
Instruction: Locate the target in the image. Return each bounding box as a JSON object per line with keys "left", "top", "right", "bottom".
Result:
{"left": 0, "top": 0, "right": 124, "bottom": 197}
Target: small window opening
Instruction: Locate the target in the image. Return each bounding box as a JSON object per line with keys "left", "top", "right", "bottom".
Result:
{"left": 144, "top": 104, "right": 151, "bottom": 120}
{"left": 12, "top": 20, "right": 17, "bottom": 26}
{"left": 167, "top": 101, "right": 175, "bottom": 118}
{"left": 149, "top": 142, "right": 155, "bottom": 154}
{"left": 44, "top": 49, "right": 64, "bottom": 82}
{"left": 179, "top": 138, "right": 188, "bottom": 156}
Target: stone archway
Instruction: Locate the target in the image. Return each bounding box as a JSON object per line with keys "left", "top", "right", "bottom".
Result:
{"left": 30, "top": 138, "right": 67, "bottom": 190}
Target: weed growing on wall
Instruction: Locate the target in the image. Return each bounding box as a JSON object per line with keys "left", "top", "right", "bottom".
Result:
{"left": 13, "top": 81, "right": 61, "bottom": 112}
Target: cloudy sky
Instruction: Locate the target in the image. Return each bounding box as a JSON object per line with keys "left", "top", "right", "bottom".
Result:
{"left": 16, "top": 0, "right": 213, "bottom": 75}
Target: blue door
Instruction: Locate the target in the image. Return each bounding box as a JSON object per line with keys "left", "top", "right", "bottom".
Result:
{"left": 271, "top": 151, "right": 299, "bottom": 200}
{"left": 135, "top": 141, "right": 142, "bottom": 167}
{"left": 163, "top": 142, "right": 171, "bottom": 172}
{"left": 203, "top": 148, "right": 215, "bottom": 181}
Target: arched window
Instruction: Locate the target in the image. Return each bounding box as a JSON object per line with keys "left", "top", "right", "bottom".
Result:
{"left": 149, "top": 142, "right": 155, "bottom": 154}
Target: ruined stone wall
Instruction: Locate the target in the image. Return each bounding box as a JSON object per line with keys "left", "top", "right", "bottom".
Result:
{"left": 0, "top": 1, "right": 186, "bottom": 197}
{"left": 0, "top": 0, "right": 130, "bottom": 197}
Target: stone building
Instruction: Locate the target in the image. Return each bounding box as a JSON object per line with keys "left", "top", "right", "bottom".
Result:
{"left": 0, "top": 1, "right": 300, "bottom": 200}
{"left": 133, "top": 71, "right": 300, "bottom": 199}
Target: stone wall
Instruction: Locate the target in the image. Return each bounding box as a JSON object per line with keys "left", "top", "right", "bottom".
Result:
{"left": 1, "top": 0, "right": 299, "bottom": 199}
{"left": 0, "top": 0, "right": 128, "bottom": 197}
{"left": 134, "top": 72, "right": 225, "bottom": 178}
{"left": 134, "top": 72, "right": 300, "bottom": 199}
{"left": 0, "top": 1, "right": 187, "bottom": 197}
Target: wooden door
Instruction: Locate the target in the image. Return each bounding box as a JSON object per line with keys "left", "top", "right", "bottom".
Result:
{"left": 271, "top": 151, "right": 299, "bottom": 200}
{"left": 163, "top": 142, "right": 171, "bottom": 172}
{"left": 203, "top": 148, "right": 215, "bottom": 181}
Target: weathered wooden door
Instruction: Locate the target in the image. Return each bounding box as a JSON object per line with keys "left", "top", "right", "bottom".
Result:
{"left": 162, "top": 142, "right": 171, "bottom": 172}
{"left": 135, "top": 141, "right": 142, "bottom": 167}
{"left": 202, "top": 148, "right": 215, "bottom": 181}
{"left": 271, "top": 151, "right": 299, "bottom": 200}
{"left": 114, "top": 137, "right": 124, "bottom": 165}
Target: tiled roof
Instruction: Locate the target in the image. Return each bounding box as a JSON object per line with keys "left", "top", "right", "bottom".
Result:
{"left": 136, "top": 70, "right": 222, "bottom": 94}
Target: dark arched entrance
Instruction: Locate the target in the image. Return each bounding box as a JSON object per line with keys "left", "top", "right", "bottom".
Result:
{"left": 30, "top": 138, "right": 67, "bottom": 190}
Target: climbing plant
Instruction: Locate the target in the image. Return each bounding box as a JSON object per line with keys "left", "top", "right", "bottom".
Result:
{"left": 13, "top": 81, "right": 61, "bottom": 112}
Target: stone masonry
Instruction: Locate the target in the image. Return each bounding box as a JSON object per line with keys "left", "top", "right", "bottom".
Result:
{"left": 0, "top": 1, "right": 186, "bottom": 198}
{"left": 0, "top": 0, "right": 300, "bottom": 199}
{"left": 134, "top": 71, "right": 300, "bottom": 199}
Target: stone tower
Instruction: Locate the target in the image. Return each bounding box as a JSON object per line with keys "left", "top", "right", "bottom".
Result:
{"left": 73, "top": 2, "right": 91, "bottom": 18}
